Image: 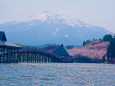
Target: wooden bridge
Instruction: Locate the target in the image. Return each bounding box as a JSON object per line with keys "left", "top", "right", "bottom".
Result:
{"left": 0, "top": 31, "right": 65, "bottom": 63}
{"left": 0, "top": 47, "right": 64, "bottom": 63}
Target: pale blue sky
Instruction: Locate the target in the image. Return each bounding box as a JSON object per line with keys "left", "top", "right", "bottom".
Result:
{"left": 0, "top": 0, "right": 115, "bottom": 32}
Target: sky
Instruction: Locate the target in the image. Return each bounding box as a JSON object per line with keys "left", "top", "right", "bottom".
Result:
{"left": 0, "top": 0, "right": 115, "bottom": 33}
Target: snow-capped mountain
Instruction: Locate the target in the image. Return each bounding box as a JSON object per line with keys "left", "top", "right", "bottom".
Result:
{"left": 0, "top": 13, "right": 112, "bottom": 45}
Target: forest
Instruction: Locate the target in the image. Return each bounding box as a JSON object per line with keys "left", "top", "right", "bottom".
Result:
{"left": 83, "top": 34, "right": 115, "bottom": 63}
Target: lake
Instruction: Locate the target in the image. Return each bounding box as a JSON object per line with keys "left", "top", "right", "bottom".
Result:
{"left": 0, "top": 63, "right": 115, "bottom": 86}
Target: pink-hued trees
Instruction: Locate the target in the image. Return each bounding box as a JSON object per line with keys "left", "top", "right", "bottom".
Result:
{"left": 69, "top": 40, "right": 110, "bottom": 61}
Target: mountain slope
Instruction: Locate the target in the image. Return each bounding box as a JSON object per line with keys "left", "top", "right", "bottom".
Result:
{"left": 0, "top": 13, "right": 112, "bottom": 45}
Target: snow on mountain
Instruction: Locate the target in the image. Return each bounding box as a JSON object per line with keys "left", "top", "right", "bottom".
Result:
{"left": 0, "top": 12, "right": 112, "bottom": 45}
{"left": 15, "top": 12, "right": 88, "bottom": 27}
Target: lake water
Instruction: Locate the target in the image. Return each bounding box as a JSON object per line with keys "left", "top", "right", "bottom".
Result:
{"left": 0, "top": 63, "right": 115, "bottom": 86}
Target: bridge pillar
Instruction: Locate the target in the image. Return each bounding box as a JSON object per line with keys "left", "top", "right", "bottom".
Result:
{"left": 3, "top": 48, "right": 5, "bottom": 63}
{"left": 6, "top": 48, "right": 9, "bottom": 63}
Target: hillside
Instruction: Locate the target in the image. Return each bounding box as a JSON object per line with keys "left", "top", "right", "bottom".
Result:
{"left": 69, "top": 40, "right": 110, "bottom": 60}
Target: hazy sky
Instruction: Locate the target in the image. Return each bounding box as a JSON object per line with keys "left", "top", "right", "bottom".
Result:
{"left": 0, "top": 0, "right": 115, "bottom": 33}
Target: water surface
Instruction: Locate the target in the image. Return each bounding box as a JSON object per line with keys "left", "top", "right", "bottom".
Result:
{"left": 0, "top": 63, "right": 115, "bottom": 86}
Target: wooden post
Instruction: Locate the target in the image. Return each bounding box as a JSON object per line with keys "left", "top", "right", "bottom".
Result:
{"left": 35, "top": 54, "right": 37, "bottom": 63}
{"left": 39, "top": 55, "right": 41, "bottom": 62}
{"left": 6, "top": 48, "right": 9, "bottom": 63}
{"left": 47, "top": 57, "right": 49, "bottom": 63}
{"left": 3, "top": 48, "right": 5, "bottom": 63}
{"left": 22, "top": 52, "right": 24, "bottom": 62}
{"left": 36, "top": 54, "right": 39, "bottom": 62}
{"left": 14, "top": 49, "right": 16, "bottom": 63}
{"left": 0, "top": 56, "right": 1, "bottom": 63}
{"left": 13, "top": 49, "right": 15, "bottom": 63}
{"left": 17, "top": 49, "right": 20, "bottom": 63}
{"left": 32, "top": 53, "right": 34, "bottom": 62}
{"left": 27, "top": 51, "right": 29, "bottom": 63}
{"left": 0, "top": 48, "right": 1, "bottom": 63}
{"left": 41, "top": 55, "right": 43, "bottom": 62}
{"left": 44, "top": 56, "right": 47, "bottom": 63}
{"left": 30, "top": 53, "right": 32, "bottom": 63}
{"left": 12, "top": 49, "right": 14, "bottom": 63}
{"left": 19, "top": 50, "right": 21, "bottom": 62}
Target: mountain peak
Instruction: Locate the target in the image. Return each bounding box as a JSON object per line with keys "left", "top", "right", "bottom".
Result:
{"left": 0, "top": 12, "right": 112, "bottom": 45}
{"left": 15, "top": 12, "right": 88, "bottom": 27}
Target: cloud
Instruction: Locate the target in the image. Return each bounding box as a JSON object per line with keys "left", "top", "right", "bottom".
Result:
{"left": 65, "top": 34, "right": 69, "bottom": 38}
{"left": 56, "top": 28, "right": 59, "bottom": 32}
{"left": 52, "top": 32, "right": 56, "bottom": 35}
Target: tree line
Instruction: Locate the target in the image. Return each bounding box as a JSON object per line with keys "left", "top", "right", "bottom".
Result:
{"left": 83, "top": 34, "right": 115, "bottom": 63}
{"left": 105, "top": 34, "right": 115, "bottom": 63}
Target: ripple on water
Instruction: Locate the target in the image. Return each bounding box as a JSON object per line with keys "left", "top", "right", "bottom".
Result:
{"left": 0, "top": 63, "right": 115, "bottom": 86}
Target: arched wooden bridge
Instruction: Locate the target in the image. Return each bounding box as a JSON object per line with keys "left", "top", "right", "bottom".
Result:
{"left": 0, "top": 47, "right": 64, "bottom": 63}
